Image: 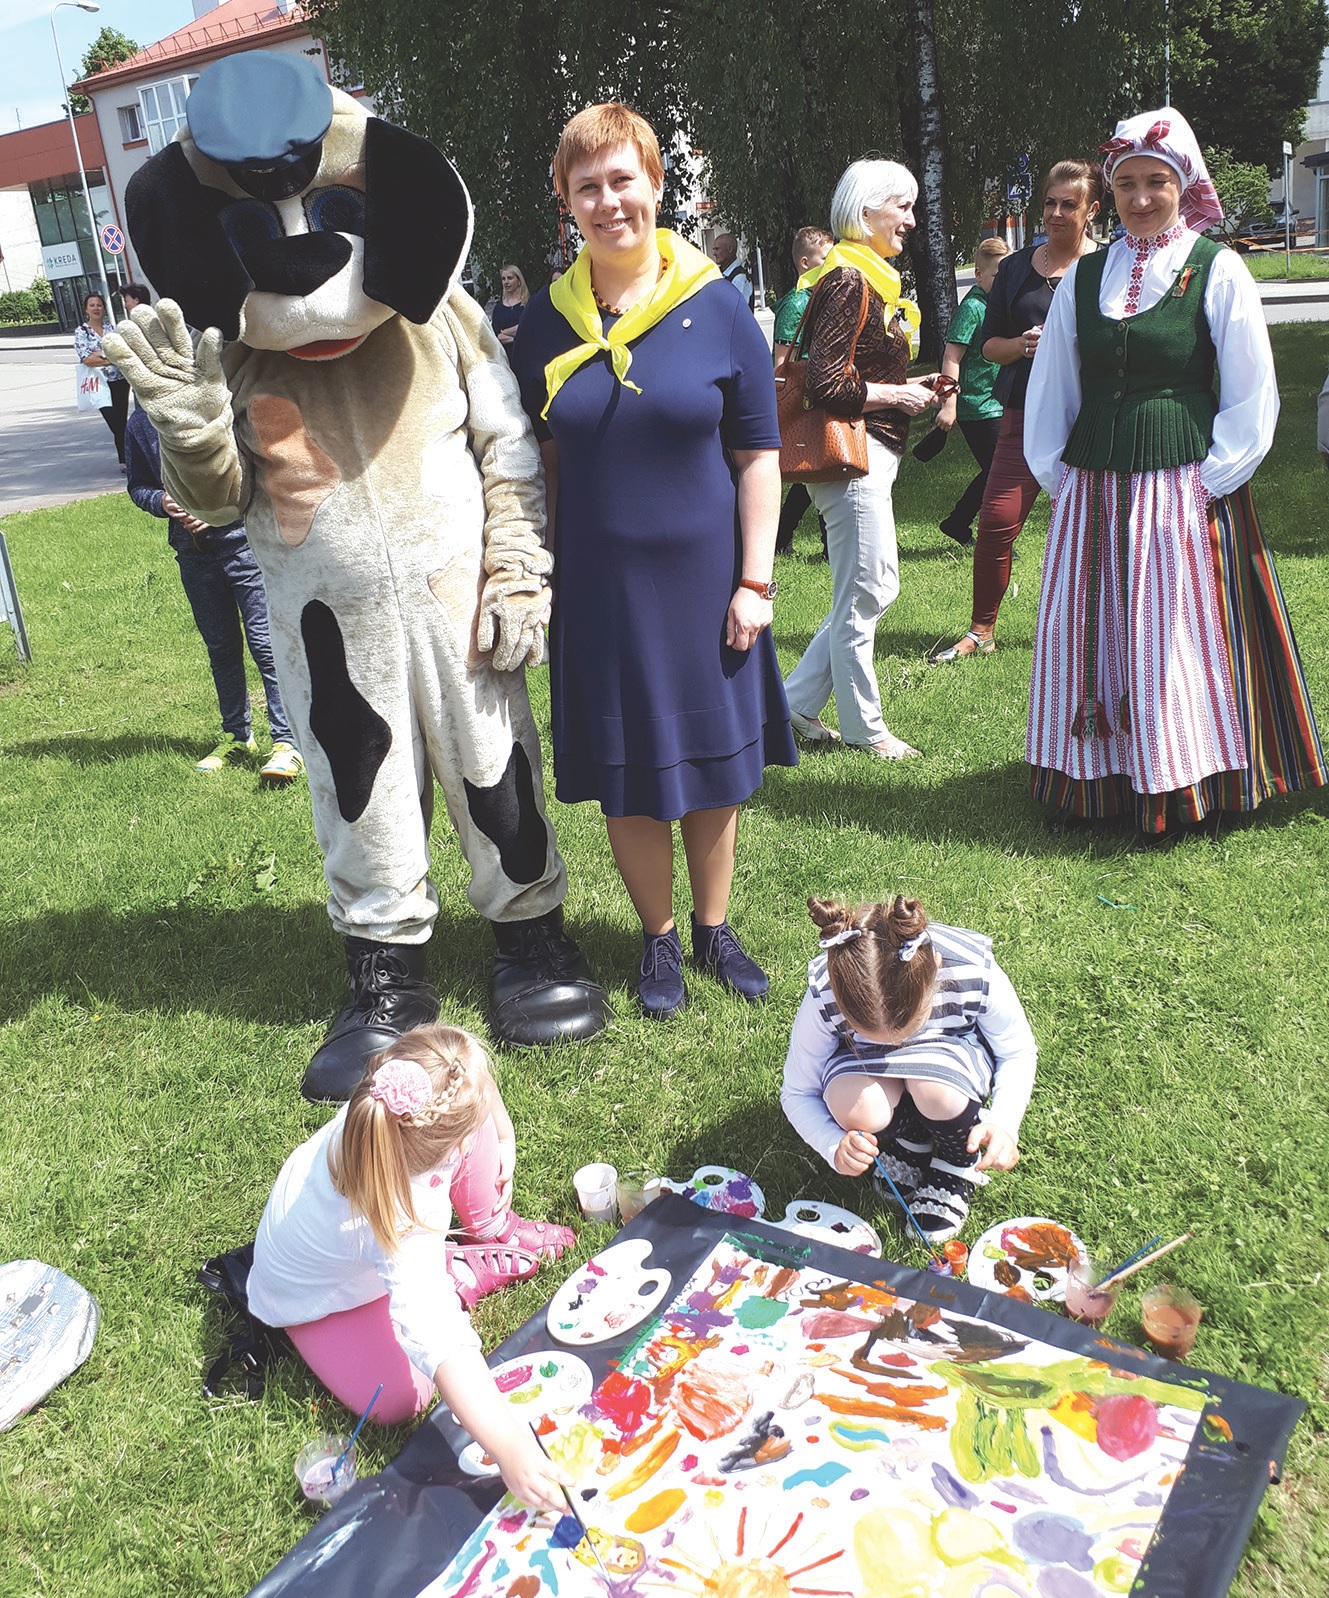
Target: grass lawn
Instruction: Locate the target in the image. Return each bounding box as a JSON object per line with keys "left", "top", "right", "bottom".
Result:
{"left": 1243, "top": 249, "right": 1329, "bottom": 281}
{"left": 2, "top": 325, "right": 1328, "bottom": 1597}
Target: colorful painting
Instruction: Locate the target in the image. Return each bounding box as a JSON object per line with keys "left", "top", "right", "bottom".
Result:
{"left": 967, "top": 1218, "right": 1086, "bottom": 1307}
{"left": 423, "top": 1235, "right": 1207, "bottom": 1598}
{"left": 546, "top": 1240, "right": 674, "bottom": 1346}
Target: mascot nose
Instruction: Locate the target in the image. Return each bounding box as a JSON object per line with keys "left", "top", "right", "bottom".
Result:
{"left": 242, "top": 232, "right": 353, "bottom": 297}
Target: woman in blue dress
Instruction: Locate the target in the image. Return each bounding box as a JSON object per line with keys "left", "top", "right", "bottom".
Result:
{"left": 511, "top": 102, "right": 796, "bottom": 1019}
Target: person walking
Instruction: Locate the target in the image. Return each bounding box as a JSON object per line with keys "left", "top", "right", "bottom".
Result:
{"left": 74, "top": 291, "right": 130, "bottom": 470}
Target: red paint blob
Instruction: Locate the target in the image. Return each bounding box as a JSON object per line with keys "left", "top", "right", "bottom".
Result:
{"left": 1096, "top": 1393, "right": 1160, "bottom": 1460}
{"left": 593, "top": 1370, "right": 652, "bottom": 1435}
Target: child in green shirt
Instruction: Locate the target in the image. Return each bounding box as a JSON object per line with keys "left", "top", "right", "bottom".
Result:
{"left": 773, "top": 226, "right": 834, "bottom": 556}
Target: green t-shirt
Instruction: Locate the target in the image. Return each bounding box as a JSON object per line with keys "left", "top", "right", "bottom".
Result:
{"left": 773, "top": 286, "right": 811, "bottom": 345}
{"left": 944, "top": 285, "right": 1002, "bottom": 421}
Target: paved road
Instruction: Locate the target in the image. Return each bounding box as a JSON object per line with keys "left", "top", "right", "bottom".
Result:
{"left": 4, "top": 279, "right": 1329, "bottom": 517}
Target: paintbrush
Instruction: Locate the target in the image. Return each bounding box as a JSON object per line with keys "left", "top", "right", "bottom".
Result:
{"left": 1098, "top": 1232, "right": 1193, "bottom": 1288}
{"left": 529, "top": 1423, "right": 619, "bottom": 1594}
{"left": 1102, "top": 1234, "right": 1163, "bottom": 1283}
{"left": 873, "top": 1154, "right": 943, "bottom": 1265}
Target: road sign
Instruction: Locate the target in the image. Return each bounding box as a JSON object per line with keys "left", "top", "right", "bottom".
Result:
{"left": 99, "top": 223, "right": 124, "bottom": 255}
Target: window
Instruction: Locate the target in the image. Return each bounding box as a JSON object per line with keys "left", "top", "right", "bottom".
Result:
{"left": 139, "top": 76, "right": 197, "bottom": 154}
{"left": 117, "top": 103, "right": 143, "bottom": 143}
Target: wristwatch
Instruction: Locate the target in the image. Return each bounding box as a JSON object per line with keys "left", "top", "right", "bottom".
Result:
{"left": 740, "top": 577, "right": 778, "bottom": 599}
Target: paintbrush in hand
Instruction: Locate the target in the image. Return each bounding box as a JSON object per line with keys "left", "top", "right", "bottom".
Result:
{"left": 529, "top": 1423, "right": 619, "bottom": 1594}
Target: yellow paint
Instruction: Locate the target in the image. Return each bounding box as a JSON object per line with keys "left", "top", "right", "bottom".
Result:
{"left": 606, "top": 1428, "right": 680, "bottom": 1500}
{"left": 854, "top": 1507, "right": 938, "bottom": 1597}
{"left": 1049, "top": 1389, "right": 1099, "bottom": 1442}
{"left": 1094, "top": 1553, "right": 1137, "bottom": 1592}
{"left": 805, "top": 1351, "right": 840, "bottom": 1367}
{"left": 931, "top": 1508, "right": 1008, "bottom": 1567}
{"left": 711, "top": 1558, "right": 793, "bottom": 1598}
{"left": 546, "top": 1419, "right": 604, "bottom": 1481}
{"left": 705, "top": 1489, "right": 725, "bottom": 1508}
{"left": 625, "top": 1488, "right": 686, "bottom": 1532}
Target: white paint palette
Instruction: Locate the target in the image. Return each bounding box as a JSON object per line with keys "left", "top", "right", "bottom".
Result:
{"left": 456, "top": 1352, "right": 593, "bottom": 1476}
{"left": 769, "top": 1198, "right": 882, "bottom": 1257}
{"left": 659, "top": 1165, "right": 766, "bottom": 1219}
{"left": 545, "top": 1239, "right": 671, "bottom": 1346}
{"left": 966, "top": 1214, "right": 1085, "bottom": 1305}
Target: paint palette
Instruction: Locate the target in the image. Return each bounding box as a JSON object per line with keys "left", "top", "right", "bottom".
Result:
{"left": 770, "top": 1198, "right": 882, "bottom": 1257}
{"left": 659, "top": 1165, "right": 766, "bottom": 1219}
{"left": 456, "top": 1353, "right": 593, "bottom": 1476}
{"left": 546, "top": 1239, "right": 672, "bottom": 1346}
{"left": 966, "top": 1214, "right": 1085, "bottom": 1305}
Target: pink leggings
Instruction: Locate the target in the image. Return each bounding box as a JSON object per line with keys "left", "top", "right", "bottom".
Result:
{"left": 285, "top": 1115, "right": 505, "bottom": 1426}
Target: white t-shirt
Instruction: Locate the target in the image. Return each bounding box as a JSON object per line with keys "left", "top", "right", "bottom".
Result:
{"left": 247, "top": 1107, "right": 480, "bottom": 1379}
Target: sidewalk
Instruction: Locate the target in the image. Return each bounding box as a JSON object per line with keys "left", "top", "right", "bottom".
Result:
{"left": 0, "top": 341, "right": 126, "bottom": 516}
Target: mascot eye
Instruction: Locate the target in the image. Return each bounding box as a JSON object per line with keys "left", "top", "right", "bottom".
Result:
{"left": 218, "top": 198, "right": 284, "bottom": 254}
{"left": 305, "top": 186, "right": 367, "bottom": 237}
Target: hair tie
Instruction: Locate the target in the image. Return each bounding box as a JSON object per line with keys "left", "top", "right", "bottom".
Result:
{"left": 898, "top": 933, "right": 928, "bottom": 963}
{"left": 819, "top": 927, "right": 864, "bottom": 949}
{"left": 370, "top": 1060, "right": 433, "bottom": 1118}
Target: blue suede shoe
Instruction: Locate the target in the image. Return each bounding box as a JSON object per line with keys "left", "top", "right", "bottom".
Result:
{"left": 638, "top": 926, "right": 686, "bottom": 1018}
{"left": 690, "top": 913, "right": 769, "bottom": 1002}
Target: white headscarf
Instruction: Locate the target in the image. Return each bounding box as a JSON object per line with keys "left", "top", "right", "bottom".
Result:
{"left": 1100, "top": 107, "right": 1224, "bottom": 232}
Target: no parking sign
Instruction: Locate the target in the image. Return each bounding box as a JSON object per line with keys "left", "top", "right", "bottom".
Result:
{"left": 99, "top": 223, "right": 124, "bottom": 255}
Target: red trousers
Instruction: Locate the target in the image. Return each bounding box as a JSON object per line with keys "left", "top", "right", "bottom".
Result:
{"left": 971, "top": 408, "right": 1042, "bottom": 631}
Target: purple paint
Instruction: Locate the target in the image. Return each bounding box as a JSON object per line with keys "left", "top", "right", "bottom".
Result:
{"left": 992, "top": 1501, "right": 1018, "bottom": 1514}
{"left": 1012, "top": 1513, "right": 1094, "bottom": 1571}
{"left": 850, "top": 1487, "right": 869, "bottom": 1502}
{"left": 930, "top": 1462, "right": 979, "bottom": 1509}
{"left": 1036, "top": 1570, "right": 1098, "bottom": 1598}
{"left": 1040, "top": 1426, "right": 1153, "bottom": 1497}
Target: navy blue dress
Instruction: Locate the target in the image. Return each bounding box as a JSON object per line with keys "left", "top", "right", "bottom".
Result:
{"left": 511, "top": 279, "right": 797, "bottom": 820}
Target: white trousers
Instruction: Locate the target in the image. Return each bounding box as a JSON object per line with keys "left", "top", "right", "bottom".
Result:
{"left": 783, "top": 436, "right": 901, "bottom": 746}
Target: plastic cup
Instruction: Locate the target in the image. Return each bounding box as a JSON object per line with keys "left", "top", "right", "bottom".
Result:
{"left": 295, "top": 1434, "right": 355, "bottom": 1507}
{"left": 1141, "top": 1284, "right": 1203, "bottom": 1359}
{"left": 573, "top": 1162, "right": 618, "bottom": 1222}
{"left": 1064, "top": 1253, "right": 1119, "bottom": 1327}
{"left": 616, "top": 1167, "right": 664, "bottom": 1224}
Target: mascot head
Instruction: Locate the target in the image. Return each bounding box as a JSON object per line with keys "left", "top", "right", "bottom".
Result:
{"left": 124, "top": 51, "right": 473, "bottom": 358}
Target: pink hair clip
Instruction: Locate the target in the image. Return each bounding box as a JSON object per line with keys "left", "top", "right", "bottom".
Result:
{"left": 370, "top": 1060, "right": 432, "bottom": 1118}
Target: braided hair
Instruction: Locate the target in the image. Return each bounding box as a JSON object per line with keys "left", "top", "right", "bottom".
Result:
{"left": 328, "top": 1024, "right": 493, "bottom": 1254}
{"left": 807, "top": 894, "right": 936, "bottom": 1039}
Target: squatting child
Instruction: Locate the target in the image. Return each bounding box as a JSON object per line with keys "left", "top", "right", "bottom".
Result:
{"left": 780, "top": 895, "right": 1037, "bottom": 1242}
{"left": 247, "top": 1023, "right": 573, "bottom": 1509}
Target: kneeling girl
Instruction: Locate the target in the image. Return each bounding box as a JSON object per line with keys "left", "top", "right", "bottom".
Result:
{"left": 248, "top": 1023, "right": 572, "bottom": 1509}
{"left": 781, "top": 895, "right": 1036, "bottom": 1242}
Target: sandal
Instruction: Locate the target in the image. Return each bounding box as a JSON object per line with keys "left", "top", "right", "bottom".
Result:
{"left": 850, "top": 732, "right": 922, "bottom": 761}
{"left": 445, "top": 1238, "right": 545, "bottom": 1310}
{"left": 789, "top": 710, "right": 841, "bottom": 744}
{"left": 452, "top": 1208, "right": 575, "bottom": 1260}
{"left": 929, "top": 630, "right": 995, "bottom": 665}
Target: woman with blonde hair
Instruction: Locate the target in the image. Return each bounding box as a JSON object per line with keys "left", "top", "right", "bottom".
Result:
{"left": 247, "top": 1024, "right": 572, "bottom": 1507}
{"left": 509, "top": 101, "right": 795, "bottom": 1019}
{"left": 781, "top": 158, "right": 943, "bottom": 758}
{"left": 491, "top": 264, "right": 530, "bottom": 347}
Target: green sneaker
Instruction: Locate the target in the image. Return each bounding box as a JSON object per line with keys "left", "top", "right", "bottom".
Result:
{"left": 195, "top": 733, "right": 258, "bottom": 773}
{"left": 260, "top": 741, "right": 306, "bottom": 785}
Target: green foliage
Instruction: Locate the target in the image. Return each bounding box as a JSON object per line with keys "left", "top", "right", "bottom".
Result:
{"left": 0, "top": 275, "right": 55, "bottom": 326}
{"left": 1205, "top": 148, "right": 1276, "bottom": 237}
{"left": 67, "top": 26, "right": 139, "bottom": 117}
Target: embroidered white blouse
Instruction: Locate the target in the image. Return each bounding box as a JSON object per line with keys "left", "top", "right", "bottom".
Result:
{"left": 247, "top": 1106, "right": 480, "bottom": 1379}
{"left": 1024, "top": 230, "right": 1278, "bottom": 502}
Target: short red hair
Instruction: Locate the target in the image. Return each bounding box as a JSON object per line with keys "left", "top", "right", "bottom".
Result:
{"left": 553, "top": 102, "right": 664, "bottom": 205}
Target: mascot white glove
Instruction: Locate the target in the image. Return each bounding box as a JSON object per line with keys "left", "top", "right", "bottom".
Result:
{"left": 477, "top": 525, "right": 554, "bottom": 672}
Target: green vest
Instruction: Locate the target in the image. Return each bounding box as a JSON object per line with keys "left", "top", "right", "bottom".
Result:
{"left": 1062, "top": 236, "right": 1221, "bottom": 475}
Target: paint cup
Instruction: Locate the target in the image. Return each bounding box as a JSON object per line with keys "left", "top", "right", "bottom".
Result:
{"left": 1141, "top": 1284, "right": 1203, "bottom": 1360}
{"left": 1064, "top": 1252, "right": 1119, "bottom": 1327}
{"left": 573, "top": 1162, "right": 618, "bottom": 1223}
{"left": 616, "top": 1167, "right": 664, "bottom": 1224}
{"left": 295, "top": 1434, "right": 356, "bottom": 1507}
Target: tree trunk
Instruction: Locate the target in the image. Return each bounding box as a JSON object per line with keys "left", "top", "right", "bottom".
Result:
{"left": 898, "top": 0, "right": 955, "bottom": 362}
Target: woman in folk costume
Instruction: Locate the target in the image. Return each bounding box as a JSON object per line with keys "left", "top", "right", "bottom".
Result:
{"left": 1024, "top": 109, "right": 1325, "bottom": 838}
{"left": 509, "top": 103, "right": 796, "bottom": 1019}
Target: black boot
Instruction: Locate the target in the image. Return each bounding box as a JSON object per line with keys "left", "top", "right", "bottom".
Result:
{"left": 488, "top": 907, "right": 611, "bottom": 1047}
{"left": 300, "top": 939, "right": 440, "bottom": 1103}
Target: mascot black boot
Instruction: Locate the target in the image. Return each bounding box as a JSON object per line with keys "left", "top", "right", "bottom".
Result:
{"left": 489, "top": 908, "right": 611, "bottom": 1047}
{"left": 301, "top": 938, "right": 440, "bottom": 1102}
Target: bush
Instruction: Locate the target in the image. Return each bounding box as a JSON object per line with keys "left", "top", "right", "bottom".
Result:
{"left": 0, "top": 275, "right": 55, "bottom": 326}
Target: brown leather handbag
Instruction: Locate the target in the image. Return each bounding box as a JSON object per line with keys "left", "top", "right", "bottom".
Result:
{"left": 774, "top": 274, "right": 871, "bottom": 483}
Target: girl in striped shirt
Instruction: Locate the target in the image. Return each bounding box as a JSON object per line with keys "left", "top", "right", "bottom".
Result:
{"left": 781, "top": 895, "right": 1037, "bottom": 1242}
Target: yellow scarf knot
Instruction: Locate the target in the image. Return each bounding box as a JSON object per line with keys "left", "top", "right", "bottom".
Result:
{"left": 797, "top": 240, "right": 922, "bottom": 351}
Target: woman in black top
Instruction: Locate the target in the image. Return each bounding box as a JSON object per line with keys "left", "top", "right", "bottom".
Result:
{"left": 490, "top": 264, "right": 529, "bottom": 347}
{"left": 930, "top": 160, "right": 1103, "bottom": 663}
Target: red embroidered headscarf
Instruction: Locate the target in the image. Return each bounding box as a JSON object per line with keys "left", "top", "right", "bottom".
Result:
{"left": 1100, "top": 107, "right": 1223, "bottom": 232}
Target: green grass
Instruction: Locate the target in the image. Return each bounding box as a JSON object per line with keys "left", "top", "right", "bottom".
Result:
{"left": 2, "top": 326, "right": 1328, "bottom": 1596}
{"left": 1243, "top": 250, "right": 1329, "bottom": 281}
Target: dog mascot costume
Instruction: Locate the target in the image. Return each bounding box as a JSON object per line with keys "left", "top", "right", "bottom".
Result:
{"left": 105, "top": 52, "right": 609, "bottom": 1100}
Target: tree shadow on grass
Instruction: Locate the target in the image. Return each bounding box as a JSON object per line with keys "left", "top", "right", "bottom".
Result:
{"left": 5, "top": 731, "right": 210, "bottom": 764}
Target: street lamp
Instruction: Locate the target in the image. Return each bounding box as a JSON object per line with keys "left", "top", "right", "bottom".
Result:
{"left": 49, "top": 2, "right": 115, "bottom": 300}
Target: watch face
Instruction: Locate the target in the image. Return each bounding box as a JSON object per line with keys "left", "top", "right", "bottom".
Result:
{"left": 765, "top": 578, "right": 778, "bottom": 599}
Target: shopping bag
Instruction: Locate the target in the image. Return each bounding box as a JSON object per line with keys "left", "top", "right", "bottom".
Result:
{"left": 76, "top": 366, "right": 112, "bottom": 412}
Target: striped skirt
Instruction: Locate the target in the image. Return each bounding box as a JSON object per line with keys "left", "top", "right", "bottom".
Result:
{"left": 1028, "top": 462, "right": 1325, "bottom": 834}
{"left": 823, "top": 1031, "right": 995, "bottom": 1105}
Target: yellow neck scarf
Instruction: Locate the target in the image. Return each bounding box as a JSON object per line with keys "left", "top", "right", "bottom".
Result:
{"left": 797, "top": 240, "right": 921, "bottom": 343}
{"left": 543, "top": 229, "right": 720, "bottom": 418}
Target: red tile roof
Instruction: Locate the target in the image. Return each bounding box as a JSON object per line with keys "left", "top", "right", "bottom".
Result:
{"left": 71, "top": 1, "right": 309, "bottom": 92}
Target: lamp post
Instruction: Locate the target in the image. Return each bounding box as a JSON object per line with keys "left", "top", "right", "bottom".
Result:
{"left": 50, "top": 2, "right": 115, "bottom": 298}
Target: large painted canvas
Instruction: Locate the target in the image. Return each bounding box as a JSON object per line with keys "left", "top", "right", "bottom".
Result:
{"left": 421, "top": 1234, "right": 1211, "bottom": 1598}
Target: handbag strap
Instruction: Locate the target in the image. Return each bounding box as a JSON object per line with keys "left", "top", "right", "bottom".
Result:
{"left": 789, "top": 270, "right": 872, "bottom": 365}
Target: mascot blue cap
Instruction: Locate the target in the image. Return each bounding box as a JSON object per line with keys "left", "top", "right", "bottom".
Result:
{"left": 187, "top": 53, "right": 334, "bottom": 202}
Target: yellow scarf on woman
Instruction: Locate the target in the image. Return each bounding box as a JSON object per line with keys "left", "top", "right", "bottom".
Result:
{"left": 797, "top": 240, "right": 921, "bottom": 345}
{"left": 542, "top": 230, "right": 720, "bottom": 418}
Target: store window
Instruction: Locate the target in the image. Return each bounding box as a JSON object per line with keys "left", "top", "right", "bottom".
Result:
{"left": 27, "top": 170, "right": 119, "bottom": 330}
{"left": 139, "top": 76, "right": 198, "bottom": 154}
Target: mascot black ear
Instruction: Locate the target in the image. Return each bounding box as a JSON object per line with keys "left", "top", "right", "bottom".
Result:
{"left": 362, "top": 118, "right": 472, "bottom": 324}
{"left": 125, "top": 144, "right": 252, "bottom": 340}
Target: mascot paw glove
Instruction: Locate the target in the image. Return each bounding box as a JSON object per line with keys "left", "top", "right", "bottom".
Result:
{"left": 477, "top": 575, "right": 550, "bottom": 672}
{"left": 103, "top": 300, "right": 234, "bottom": 451}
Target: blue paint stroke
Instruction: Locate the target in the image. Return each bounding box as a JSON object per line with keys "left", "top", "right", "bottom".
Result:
{"left": 782, "top": 1461, "right": 851, "bottom": 1491}
{"left": 1040, "top": 1425, "right": 1154, "bottom": 1497}
{"left": 931, "top": 1462, "right": 980, "bottom": 1509}
{"left": 1012, "top": 1512, "right": 1094, "bottom": 1571}
{"left": 827, "top": 1420, "right": 890, "bottom": 1449}
{"left": 530, "top": 1545, "right": 562, "bottom": 1594}
{"left": 551, "top": 1515, "right": 583, "bottom": 1549}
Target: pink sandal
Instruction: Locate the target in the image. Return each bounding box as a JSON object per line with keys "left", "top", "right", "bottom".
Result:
{"left": 453, "top": 1209, "right": 575, "bottom": 1261}
{"left": 447, "top": 1211, "right": 576, "bottom": 1309}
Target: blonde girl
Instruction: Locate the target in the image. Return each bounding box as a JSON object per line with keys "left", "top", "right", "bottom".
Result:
{"left": 248, "top": 1024, "right": 572, "bottom": 1509}
{"left": 781, "top": 896, "right": 1037, "bottom": 1242}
